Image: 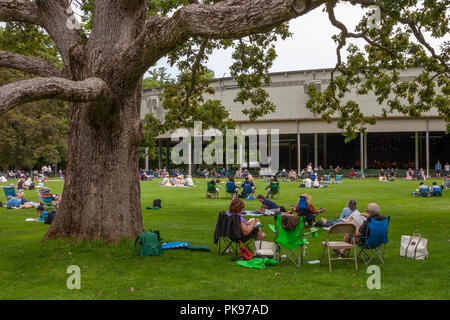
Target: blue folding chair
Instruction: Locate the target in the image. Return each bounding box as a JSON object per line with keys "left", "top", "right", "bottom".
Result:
{"left": 224, "top": 182, "right": 237, "bottom": 198}
{"left": 357, "top": 216, "right": 390, "bottom": 265}
{"left": 3, "top": 186, "right": 16, "bottom": 200}
{"left": 241, "top": 181, "right": 255, "bottom": 196}
{"left": 324, "top": 175, "right": 331, "bottom": 183}
{"left": 445, "top": 178, "right": 450, "bottom": 189}
{"left": 335, "top": 175, "right": 343, "bottom": 183}
{"left": 296, "top": 196, "right": 315, "bottom": 225}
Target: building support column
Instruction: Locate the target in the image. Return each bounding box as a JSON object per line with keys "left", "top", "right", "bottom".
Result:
{"left": 360, "top": 132, "right": 364, "bottom": 175}
{"left": 165, "top": 141, "right": 169, "bottom": 169}
{"left": 296, "top": 121, "right": 301, "bottom": 175}
{"left": 158, "top": 140, "right": 162, "bottom": 169}
{"left": 426, "top": 119, "right": 430, "bottom": 178}
{"left": 288, "top": 144, "right": 292, "bottom": 169}
{"left": 323, "top": 133, "right": 327, "bottom": 169}
{"left": 364, "top": 133, "right": 368, "bottom": 169}
{"left": 314, "top": 133, "right": 318, "bottom": 170}
{"left": 415, "top": 132, "right": 419, "bottom": 170}
{"left": 145, "top": 147, "right": 149, "bottom": 171}
{"left": 188, "top": 138, "right": 192, "bottom": 177}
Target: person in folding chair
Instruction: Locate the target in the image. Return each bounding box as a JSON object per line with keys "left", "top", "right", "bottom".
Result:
{"left": 224, "top": 177, "right": 239, "bottom": 198}
{"left": 356, "top": 214, "right": 390, "bottom": 265}
{"left": 265, "top": 176, "right": 280, "bottom": 199}
{"left": 292, "top": 194, "right": 325, "bottom": 226}
{"left": 270, "top": 214, "right": 306, "bottom": 267}
{"left": 337, "top": 203, "right": 387, "bottom": 260}
{"left": 214, "top": 199, "right": 265, "bottom": 260}
{"left": 206, "top": 180, "right": 220, "bottom": 198}
{"left": 240, "top": 176, "right": 256, "bottom": 198}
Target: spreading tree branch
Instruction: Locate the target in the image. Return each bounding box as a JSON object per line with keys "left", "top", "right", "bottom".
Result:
{"left": 0, "top": 50, "right": 63, "bottom": 77}
{"left": 119, "top": 0, "right": 325, "bottom": 83}
{"left": 0, "top": 77, "right": 114, "bottom": 114}
{"left": 0, "top": 0, "right": 43, "bottom": 26}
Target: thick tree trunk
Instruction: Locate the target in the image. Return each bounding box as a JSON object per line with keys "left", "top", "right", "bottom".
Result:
{"left": 43, "top": 88, "right": 144, "bottom": 242}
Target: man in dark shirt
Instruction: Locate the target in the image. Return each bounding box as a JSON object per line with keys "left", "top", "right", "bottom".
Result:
{"left": 357, "top": 203, "right": 386, "bottom": 239}
{"left": 256, "top": 194, "right": 280, "bottom": 213}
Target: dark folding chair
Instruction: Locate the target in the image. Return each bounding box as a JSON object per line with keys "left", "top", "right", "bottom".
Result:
{"left": 213, "top": 211, "right": 254, "bottom": 260}
{"left": 357, "top": 216, "right": 390, "bottom": 265}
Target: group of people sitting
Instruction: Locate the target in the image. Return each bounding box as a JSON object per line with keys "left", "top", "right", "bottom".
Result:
{"left": 1, "top": 186, "right": 61, "bottom": 211}
{"left": 161, "top": 174, "right": 194, "bottom": 187}
{"left": 207, "top": 175, "right": 257, "bottom": 199}
{"left": 379, "top": 168, "right": 396, "bottom": 181}
{"left": 223, "top": 194, "right": 385, "bottom": 259}
{"left": 140, "top": 168, "right": 184, "bottom": 180}
{"left": 413, "top": 181, "right": 443, "bottom": 197}
{"left": 405, "top": 168, "right": 427, "bottom": 181}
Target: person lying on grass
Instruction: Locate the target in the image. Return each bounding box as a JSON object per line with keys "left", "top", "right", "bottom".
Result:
{"left": 256, "top": 194, "right": 280, "bottom": 213}
{"left": 335, "top": 202, "right": 386, "bottom": 257}
{"left": 227, "top": 198, "right": 265, "bottom": 240}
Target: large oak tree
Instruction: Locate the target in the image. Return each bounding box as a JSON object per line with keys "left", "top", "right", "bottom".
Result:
{"left": 0, "top": 0, "right": 448, "bottom": 242}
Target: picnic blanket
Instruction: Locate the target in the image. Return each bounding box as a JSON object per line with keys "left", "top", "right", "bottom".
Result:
{"left": 242, "top": 210, "right": 278, "bottom": 216}
{"left": 162, "top": 242, "right": 210, "bottom": 251}
{"left": 236, "top": 258, "right": 278, "bottom": 269}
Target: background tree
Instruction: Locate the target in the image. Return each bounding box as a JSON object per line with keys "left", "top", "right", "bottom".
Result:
{"left": 0, "top": 23, "right": 68, "bottom": 171}
{"left": 0, "top": 0, "right": 448, "bottom": 242}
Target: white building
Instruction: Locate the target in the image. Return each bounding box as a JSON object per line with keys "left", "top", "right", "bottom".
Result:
{"left": 141, "top": 67, "right": 449, "bottom": 175}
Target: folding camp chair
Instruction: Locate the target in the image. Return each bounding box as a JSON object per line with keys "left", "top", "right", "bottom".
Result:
{"left": 269, "top": 215, "right": 307, "bottom": 267}
{"left": 224, "top": 182, "right": 237, "bottom": 198}
{"left": 320, "top": 224, "right": 358, "bottom": 272}
{"left": 214, "top": 211, "right": 254, "bottom": 260}
{"left": 268, "top": 181, "right": 280, "bottom": 199}
{"left": 335, "top": 175, "right": 343, "bottom": 183}
{"left": 207, "top": 181, "right": 218, "bottom": 197}
{"left": 296, "top": 196, "right": 316, "bottom": 226}
{"left": 357, "top": 217, "right": 390, "bottom": 265}
{"left": 39, "top": 189, "right": 53, "bottom": 209}
{"left": 241, "top": 181, "right": 255, "bottom": 197}
{"left": 324, "top": 175, "right": 331, "bottom": 183}
{"left": 445, "top": 178, "right": 450, "bottom": 189}
{"left": 3, "top": 186, "right": 16, "bottom": 200}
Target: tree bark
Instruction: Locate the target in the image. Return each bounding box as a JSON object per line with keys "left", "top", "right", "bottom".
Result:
{"left": 44, "top": 88, "right": 144, "bottom": 242}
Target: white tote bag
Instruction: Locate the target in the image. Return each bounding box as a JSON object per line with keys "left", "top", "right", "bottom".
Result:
{"left": 254, "top": 241, "right": 277, "bottom": 259}
{"left": 400, "top": 231, "right": 428, "bottom": 260}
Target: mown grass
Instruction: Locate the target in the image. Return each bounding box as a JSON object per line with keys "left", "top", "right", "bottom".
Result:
{"left": 0, "top": 177, "right": 448, "bottom": 300}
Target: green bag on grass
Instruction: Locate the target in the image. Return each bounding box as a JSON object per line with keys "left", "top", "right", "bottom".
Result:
{"left": 236, "top": 258, "right": 278, "bottom": 269}
{"left": 134, "top": 230, "right": 163, "bottom": 257}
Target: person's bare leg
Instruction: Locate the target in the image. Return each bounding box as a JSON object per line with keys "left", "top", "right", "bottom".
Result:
{"left": 339, "top": 234, "right": 352, "bottom": 255}
{"left": 256, "top": 230, "right": 266, "bottom": 240}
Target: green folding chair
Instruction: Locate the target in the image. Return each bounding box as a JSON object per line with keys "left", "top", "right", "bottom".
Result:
{"left": 268, "top": 181, "right": 280, "bottom": 199}
{"left": 269, "top": 215, "right": 307, "bottom": 267}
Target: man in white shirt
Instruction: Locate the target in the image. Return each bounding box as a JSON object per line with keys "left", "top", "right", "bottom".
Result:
{"left": 184, "top": 175, "right": 194, "bottom": 187}
{"left": 313, "top": 179, "right": 320, "bottom": 188}
{"left": 302, "top": 177, "right": 312, "bottom": 188}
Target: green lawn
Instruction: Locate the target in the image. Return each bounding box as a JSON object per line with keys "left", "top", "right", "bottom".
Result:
{"left": 0, "top": 178, "right": 449, "bottom": 300}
